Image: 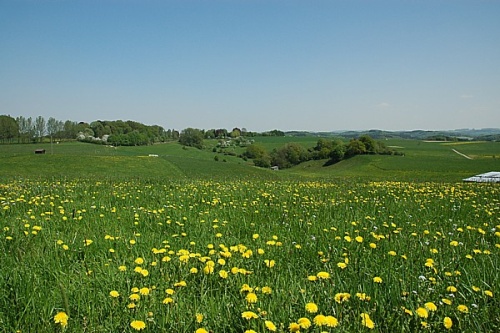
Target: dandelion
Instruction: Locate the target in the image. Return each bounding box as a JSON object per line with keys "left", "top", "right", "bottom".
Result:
{"left": 337, "top": 262, "right": 347, "bottom": 269}
{"left": 134, "top": 257, "right": 144, "bottom": 265}
{"left": 307, "top": 275, "right": 318, "bottom": 281}
{"left": 316, "top": 271, "right": 330, "bottom": 279}
{"left": 84, "top": 239, "right": 93, "bottom": 246}
{"left": 196, "top": 313, "right": 204, "bottom": 323}
{"left": 388, "top": 250, "right": 397, "bottom": 256}
{"left": 130, "top": 320, "right": 146, "bottom": 330}
{"left": 298, "top": 317, "right": 311, "bottom": 329}
{"left": 447, "top": 286, "right": 457, "bottom": 293}
{"left": 246, "top": 292, "right": 258, "bottom": 303}
{"left": 443, "top": 316, "right": 453, "bottom": 329}
{"left": 241, "top": 311, "right": 258, "bottom": 320}
{"left": 313, "top": 314, "right": 327, "bottom": 326}
{"left": 324, "top": 316, "right": 338, "bottom": 327}
{"left": 360, "top": 313, "right": 374, "bottom": 329}
{"left": 373, "top": 276, "right": 383, "bottom": 283}
{"left": 457, "top": 304, "right": 469, "bottom": 313}
{"left": 265, "top": 320, "right": 277, "bottom": 331}
{"left": 289, "top": 322, "right": 301, "bottom": 332}
{"left": 356, "top": 292, "right": 371, "bottom": 301}
{"left": 334, "top": 293, "right": 351, "bottom": 303}
{"left": 139, "top": 287, "right": 150, "bottom": 295}
{"left": 264, "top": 259, "right": 275, "bottom": 268}
{"left": 129, "top": 294, "right": 140, "bottom": 302}
{"left": 484, "top": 290, "right": 493, "bottom": 297}
{"left": 305, "top": 302, "right": 318, "bottom": 313}
{"left": 261, "top": 286, "right": 272, "bottom": 294}
{"left": 416, "top": 307, "right": 428, "bottom": 318}
{"left": 442, "top": 298, "right": 453, "bottom": 305}
{"left": 162, "top": 297, "right": 174, "bottom": 304}
{"left": 219, "top": 270, "right": 228, "bottom": 279}
{"left": 54, "top": 311, "right": 69, "bottom": 327}
{"left": 425, "top": 302, "right": 437, "bottom": 312}
{"left": 109, "top": 290, "right": 120, "bottom": 298}
{"left": 195, "top": 329, "right": 208, "bottom": 333}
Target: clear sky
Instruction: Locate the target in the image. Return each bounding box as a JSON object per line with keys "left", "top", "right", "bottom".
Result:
{"left": 1, "top": 0, "right": 499, "bottom": 132}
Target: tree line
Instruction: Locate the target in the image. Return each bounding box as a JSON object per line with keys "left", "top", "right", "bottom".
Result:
{"left": 242, "top": 135, "right": 402, "bottom": 169}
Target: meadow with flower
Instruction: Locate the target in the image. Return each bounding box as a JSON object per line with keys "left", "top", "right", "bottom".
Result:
{"left": 1, "top": 178, "right": 499, "bottom": 332}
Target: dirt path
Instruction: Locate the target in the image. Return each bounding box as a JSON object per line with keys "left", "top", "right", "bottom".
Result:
{"left": 452, "top": 149, "right": 473, "bottom": 160}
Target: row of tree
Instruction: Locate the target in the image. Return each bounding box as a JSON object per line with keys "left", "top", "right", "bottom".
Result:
{"left": 243, "top": 135, "right": 401, "bottom": 169}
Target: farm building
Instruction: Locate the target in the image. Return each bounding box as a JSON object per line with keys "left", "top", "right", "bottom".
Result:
{"left": 463, "top": 171, "right": 500, "bottom": 183}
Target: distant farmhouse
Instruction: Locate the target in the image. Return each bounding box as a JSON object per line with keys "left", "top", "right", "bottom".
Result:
{"left": 463, "top": 172, "right": 500, "bottom": 183}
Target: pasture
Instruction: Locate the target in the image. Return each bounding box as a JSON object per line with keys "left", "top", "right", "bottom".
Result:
{"left": 0, "top": 138, "right": 499, "bottom": 332}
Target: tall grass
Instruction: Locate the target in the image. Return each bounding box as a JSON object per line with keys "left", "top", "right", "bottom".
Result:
{"left": 1, "top": 179, "right": 498, "bottom": 332}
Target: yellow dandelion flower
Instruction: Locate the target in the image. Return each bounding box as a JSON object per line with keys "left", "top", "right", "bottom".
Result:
{"left": 337, "top": 262, "right": 347, "bottom": 269}
{"left": 307, "top": 275, "right": 318, "bottom": 281}
{"left": 447, "top": 286, "right": 457, "bottom": 293}
{"left": 313, "top": 314, "right": 327, "bottom": 326}
{"left": 134, "top": 257, "right": 144, "bottom": 265}
{"left": 425, "top": 302, "right": 437, "bottom": 312}
{"left": 139, "top": 287, "right": 150, "bottom": 295}
{"left": 316, "top": 271, "right": 330, "bottom": 279}
{"left": 109, "top": 290, "right": 120, "bottom": 298}
{"left": 140, "top": 269, "right": 149, "bottom": 277}
{"left": 130, "top": 320, "right": 146, "bottom": 330}
{"left": 325, "top": 316, "right": 338, "bottom": 327}
{"left": 246, "top": 292, "right": 258, "bottom": 303}
{"left": 457, "top": 304, "right": 468, "bottom": 313}
{"left": 219, "top": 270, "right": 228, "bottom": 279}
{"left": 54, "top": 311, "right": 69, "bottom": 327}
{"left": 165, "top": 288, "right": 175, "bottom": 295}
{"left": 360, "top": 313, "right": 374, "bottom": 329}
{"left": 241, "top": 311, "right": 258, "bottom": 320}
{"left": 443, "top": 316, "right": 453, "bottom": 329}
{"left": 196, "top": 313, "right": 204, "bottom": 323}
{"left": 118, "top": 265, "right": 127, "bottom": 272}
{"left": 265, "top": 320, "right": 277, "bottom": 331}
{"left": 305, "top": 302, "right": 318, "bottom": 313}
{"left": 416, "top": 307, "right": 428, "bottom": 318}
{"left": 289, "top": 322, "right": 301, "bottom": 332}
{"left": 484, "top": 290, "right": 493, "bottom": 297}
{"left": 84, "top": 239, "right": 93, "bottom": 246}
{"left": 129, "top": 294, "right": 140, "bottom": 302}
{"left": 195, "top": 329, "right": 208, "bottom": 333}
{"left": 373, "top": 276, "right": 383, "bottom": 283}
{"left": 334, "top": 293, "right": 351, "bottom": 303}
{"left": 442, "top": 298, "right": 453, "bottom": 305}
{"left": 297, "top": 317, "right": 311, "bottom": 329}
{"left": 162, "top": 297, "right": 174, "bottom": 304}
{"left": 261, "top": 286, "right": 272, "bottom": 294}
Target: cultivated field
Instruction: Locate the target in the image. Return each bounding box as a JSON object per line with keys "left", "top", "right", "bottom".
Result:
{"left": 0, "top": 139, "right": 499, "bottom": 332}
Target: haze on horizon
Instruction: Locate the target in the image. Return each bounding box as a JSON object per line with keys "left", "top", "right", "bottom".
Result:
{"left": 1, "top": 0, "right": 499, "bottom": 133}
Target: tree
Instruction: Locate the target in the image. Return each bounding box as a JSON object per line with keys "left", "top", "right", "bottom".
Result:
{"left": 34, "top": 116, "right": 46, "bottom": 142}
{"left": 346, "top": 139, "right": 367, "bottom": 157}
{"left": 0, "top": 115, "right": 19, "bottom": 143}
{"left": 179, "top": 128, "right": 204, "bottom": 149}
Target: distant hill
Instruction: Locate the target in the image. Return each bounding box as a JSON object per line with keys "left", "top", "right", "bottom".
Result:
{"left": 285, "top": 128, "right": 500, "bottom": 141}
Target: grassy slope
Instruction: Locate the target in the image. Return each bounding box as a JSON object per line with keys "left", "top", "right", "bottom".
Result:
{"left": 1, "top": 138, "right": 499, "bottom": 182}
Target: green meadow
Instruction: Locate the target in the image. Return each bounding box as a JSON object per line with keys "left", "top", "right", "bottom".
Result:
{"left": 0, "top": 138, "right": 499, "bottom": 332}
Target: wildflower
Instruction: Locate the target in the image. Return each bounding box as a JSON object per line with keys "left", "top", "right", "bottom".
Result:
{"left": 109, "top": 290, "right": 120, "bottom": 298}
{"left": 337, "top": 262, "right": 347, "bottom": 269}
{"left": 196, "top": 313, "right": 204, "bottom": 323}
{"left": 307, "top": 275, "right": 318, "bottom": 281}
{"left": 313, "top": 314, "right": 327, "bottom": 326}
{"left": 442, "top": 298, "right": 453, "bottom": 305}
{"left": 219, "top": 270, "right": 228, "bottom": 279}
{"left": 140, "top": 269, "right": 149, "bottom": 277}
{"left": 416, "top": 307, "right": 428, "bottom": 318}
{"left": 134, "top": 257, "right": 144, "bottom": 265}
{"left": 195, "top": 329, "right": 208, "bottom": 333}
{"left": 305, "top": 302, "right": 318, "bottom": 313}
{"left": 289, "top": 322, "right": 301, "bottom": 332}
{"left": 162, "top": 297, "right": 174, "bottom": 304}
{"left": 447, "top": 286, "right": 457, "bottom": 293}
{"left": 360, "top": 313, "right": 374, "bottom": 329}
{"left": 265, "top": 320, "right": 277, "bottom": 331}
{"left": 241, "top": 311, "right": 258, "bottom": 320}
{"left": 174, "top": 280, "right": 187, "bottom": 287}
{"left": 388, "top": 250, "right": 397, "bottom": 256}
{"left": 316, "top": 271, "right": 330, "bottom": 279}
{"left": 425, "top": 302, "right": 437, "bottom": 312}
{"left": 130, "top": 320, "right": 146, "bottom": 330}
{"left": 421, "top": 321, "right": 428, "bottom": 328}
{"left": 443, "top": 316, "right": 453, "bottom": 329}
{"left": 129, "top": 294, "right": 140, "bottom": 302}
{"left": 54, "top": 311, "right": 69, "bottom": 327}
{"left": 190, "top": 267, "right": 198, "bottom": 274}
{"left": 355, "top": 236, "right": 363, "bottom": 243}
{"left": 484, "top": 290, "right": 493, "bottom": 297}
{"left": 246, "top": 292, "right": 258, "bottom": 303}
{"left": 244, "top": 331, "right": 257, "bottom": 333}
{"left": 373, "top": 276, "right": 383, "bottom": 283}
{"left": 139, "top": 287, "right": 150, "bottom": 295}
{"left": 334, "top": 293, "right": 351, "bottom": 303}
{"left": 324, "top": 316, "right": 338, "bottom": 327}
{"left": 356, "top": 292, "right": 371, "bottom": 301}
{"left": 297, "top": 317, "right": 311, "bottom": 329}
{"left": 457, "top": 304, "right": 469, "bottom": 313}
{"left": 262, "top": 286, "right": 272, "bottom": 294}
{"left": 127, "top": 303, "right": 136, "bottom": 309}
{"left": 84, "top": 239, "right": 93, "bottom": 246}
{"left": 264, "top": 259, "right": 275, "bottom": 268}
{"left": 369, "top": 242, "right": 377, "bottom": 248}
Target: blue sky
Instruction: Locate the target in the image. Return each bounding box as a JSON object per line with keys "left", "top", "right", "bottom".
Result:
{"left": 1, "top": 0, "right": 499, "bottom": 132}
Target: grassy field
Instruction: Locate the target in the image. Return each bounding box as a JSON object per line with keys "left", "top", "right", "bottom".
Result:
{"left": 0, "top": 139, "right": 499, "bottom": 332}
